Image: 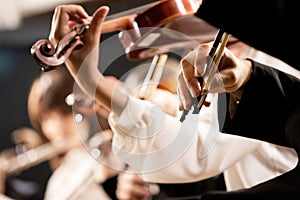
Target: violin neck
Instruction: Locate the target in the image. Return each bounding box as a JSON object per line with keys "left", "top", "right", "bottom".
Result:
{"left": 102, "top": 15, "right": 137, "bottom": 34}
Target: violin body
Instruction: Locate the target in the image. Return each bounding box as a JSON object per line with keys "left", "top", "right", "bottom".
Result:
{"left": 119, "top": 0, "right": 200, "bottom": 59}
{"left": 135, "top": 0, "right": 199, "bottom": 28}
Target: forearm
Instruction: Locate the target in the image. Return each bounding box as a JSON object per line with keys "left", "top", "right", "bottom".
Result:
{"left": 65, "top": 55, "right": 130, "bottom": 117}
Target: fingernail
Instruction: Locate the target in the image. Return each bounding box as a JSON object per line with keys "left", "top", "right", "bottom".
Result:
{"left": 181, "top": 99, "right": 187, "bottom": 110}
{"left": 190, "top": 89, "right": 197, "bottom": 98}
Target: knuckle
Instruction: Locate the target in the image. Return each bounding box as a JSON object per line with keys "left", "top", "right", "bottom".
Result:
{"left": 177, "top": 71, "right": 183, "bottom": 79}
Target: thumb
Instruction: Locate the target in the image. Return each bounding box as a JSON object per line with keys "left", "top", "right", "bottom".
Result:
{"left": 88, "top": 6, "right": 110, "bottom": 38}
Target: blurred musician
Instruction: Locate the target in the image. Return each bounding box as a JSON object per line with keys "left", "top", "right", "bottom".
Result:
{"left": 0, "top": 127, "right": 50, "bottom": 200}
{"left": 27, "top": 67, "right": 122, "bottom": 200}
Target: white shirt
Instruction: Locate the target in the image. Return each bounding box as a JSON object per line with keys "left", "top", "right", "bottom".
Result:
{"left": 44, "top": 147, "right": 112, "bottom": 200}
{"left": 107, "top": 41, "right": 299, "bottom": 191}
{"left": 109, "top": 93, "right": 298, "bottom": 190}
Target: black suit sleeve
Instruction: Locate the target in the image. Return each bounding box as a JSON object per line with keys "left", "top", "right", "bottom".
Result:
{"left": 195, "top": 0, "right": 300, "bottom": 69}
{"left": 222, "top": 59, "right": 300, "bottom": 147}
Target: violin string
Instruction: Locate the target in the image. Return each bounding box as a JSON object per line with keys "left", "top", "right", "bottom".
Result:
{"left": 139, "top": 54, "right": 168, "bottom": 100}
{"left": 105, "top": 2, "right": 157, "bottom": 21}
{"left": 139, "top": 55, "right": 160, "bottom": 99}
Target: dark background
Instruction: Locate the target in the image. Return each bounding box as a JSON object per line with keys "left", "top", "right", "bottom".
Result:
{"left": 0, "top": 0, "right": 157, "bottom": 190}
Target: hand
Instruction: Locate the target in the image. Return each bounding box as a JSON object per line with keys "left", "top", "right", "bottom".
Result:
{"left": 48, "top": 5, "right": 129, "bottom": 115}
{"left": 177, "top": 42, "right": 252, "bottom": 110}
{"left": 116, "top": 172, "right": 153, "bottom": 200}
{"left": 146, "top": 88, "right": 179, "bottom": 117}
{"left": 49, "top": 5, "right": 109, "bottom": 74}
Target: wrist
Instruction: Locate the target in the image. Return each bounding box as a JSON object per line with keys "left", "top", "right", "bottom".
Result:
{"left": 230, "top": 58, "right": 252, "bottom": 100}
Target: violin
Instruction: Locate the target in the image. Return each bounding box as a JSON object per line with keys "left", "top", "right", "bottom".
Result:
{"left": 124, "top": 55, "right": 181, "bottom": 117}
{"left": 31, "top": 0, "right": 200, "bottom": 71}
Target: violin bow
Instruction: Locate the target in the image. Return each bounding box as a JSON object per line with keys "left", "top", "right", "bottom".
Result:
{"left": 139, "top": 54, "right": 168, "bottom": 100}
{"left": 180, "top": 29, "right": 229, "bottom": 122}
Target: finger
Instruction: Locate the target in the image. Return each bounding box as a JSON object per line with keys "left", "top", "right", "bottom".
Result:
{"left": 194, "top": 44, "right": 209, "bottom": 76}
{"left": 116, "top": 189, "right": 147, "bottom": 200}
{"left": 117, "top": 176, "right": 151, "bottom": 200}
{"left": 68, "top": 7, "right": 89, "bottom": 23}
{"left": 131, "top": 187, "right": 152, "bottom": 200}
{"left": 116, "top": 186, "right": 131, "bottom": 200}
{"left": 177, "top": 72, "right": 194, "bottom": 110}
{"left": 176, "top": 84, "right": 185, "bottom": 111}
{"left": 204, "top": 46, "right": 232, "bottom": 93}
{"left": 131, "top": 174, "right": 148, "bottom": 185}
{"left": 180, "top": 57, "right": 200, "bottom": 98}
{"left": 120, "top": 184, "right": 151, "bottom": 200}
{"left": 209, "top": 50, "right": 240, "bottom": 93}
{"left": 59, "top": 5, "right": 89, "bottom": 23}
{"left": 102, "top": 129, "right": 113, "bottom": 141}
{"left": 86, "top": 6, "right": 110, "bottom": 41}
{"left": 49, "top": 5, "right": 89, "bottom": 42}
{"left": 120, "top": 173, "right": 146, "bottom": 185}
